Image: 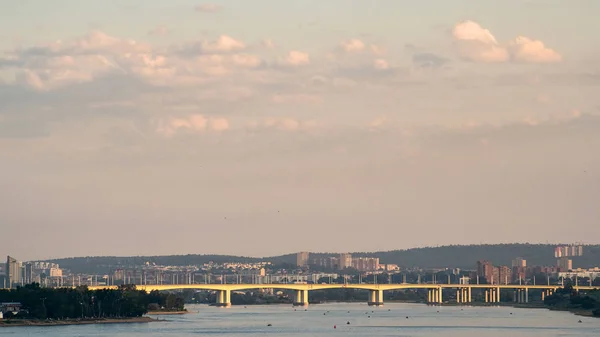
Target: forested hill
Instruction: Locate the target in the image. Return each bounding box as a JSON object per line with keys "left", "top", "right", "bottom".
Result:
{"left": 363, "top": 244, "right": 600, "bottom": 269}
{"left": 46, "top": 244, "right": 600, "bottom": 273}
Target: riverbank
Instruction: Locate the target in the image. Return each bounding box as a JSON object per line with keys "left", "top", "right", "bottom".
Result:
{"left": 0, "top": 316, "right": 157, "bottom": 327}
{"left": 147, "top": 310, "right": 189, "bottom": 315}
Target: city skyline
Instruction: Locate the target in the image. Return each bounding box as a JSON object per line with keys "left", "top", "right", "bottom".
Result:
{"left": 1, "top": 1, "right": 600, "bottom": 261}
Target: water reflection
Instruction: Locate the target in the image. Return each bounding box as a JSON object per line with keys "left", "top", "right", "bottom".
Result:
{"left": 2, "top": 303, "right": 599, "bottom": 336}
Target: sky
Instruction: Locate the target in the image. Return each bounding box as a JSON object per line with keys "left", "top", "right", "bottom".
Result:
{"left": 1, "top": 0, "right": 599, "bottom": 261}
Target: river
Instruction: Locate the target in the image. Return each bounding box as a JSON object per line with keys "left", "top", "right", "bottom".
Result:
{"left": 2, "top": 303, "right": 599, "bottom": 336}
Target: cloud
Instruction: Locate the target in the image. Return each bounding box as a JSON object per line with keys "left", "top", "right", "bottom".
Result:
{"left": 282, "top": 50, "right": 310, "bottom": 66}
{"left": 507, "top": 36, "right": 562, "bottom": 63}
{"left": 156, "top": 114, "right": 229, "bottom": 137}
{"left": 196, "top": 35, "right": 246, "bottom": 54}
{"left": 452, "top": 21, "right": 509, "bottom": 62}
{"left": 0, "top": 31, "right": 269, "bottom": 90}
{"left": 373, "top": 59, "right": 389, "bottom": 70}
{"left": 209, "top": 118, "right": 230, "bottom": 131}
{"left": 195, "top": 3, "right": 221, "bottom": 13}
{"left": 335, "top": 39, "right": 383, "bottom": 57}
{"left": 452, "top": 20, "right": 561, "bottom": 64}
{"left": 0, "top": 30, "right": 165, "bottom": 90}
{"left": 340, "top": 39, "right": 366, "bottom": 53}
{"left": 231, "top": 54, "right": 262, "bottom": 68}
{"left": 249, "top": 118, "right": 317, "bottom": 132}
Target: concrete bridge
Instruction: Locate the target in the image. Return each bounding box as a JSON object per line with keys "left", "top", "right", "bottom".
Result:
{"left": 87, "top": 283, "right": 599, "bottom": 308}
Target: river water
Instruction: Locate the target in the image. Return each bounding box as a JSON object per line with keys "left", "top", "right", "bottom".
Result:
{"left": 2, "top": 303, "right": 600, "bottom": 336}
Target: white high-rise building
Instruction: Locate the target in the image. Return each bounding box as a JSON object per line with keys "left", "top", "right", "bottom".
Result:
{"left": 339, "top": 253, "right": 352, "bottom": 270}
{"left": 6, "top": 256, "right": 22, "bottom": 288}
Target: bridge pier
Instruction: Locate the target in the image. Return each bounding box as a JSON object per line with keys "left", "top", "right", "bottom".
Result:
{"left": 429, "top": 288, "right": 442, "bottom": 304}
{"left": 456, "top": 288, "right": 470, "bottom": 303}
{"left": 368, "top": 289, "right": 384, "bottom": 306}
{"left": 215, "top": 289, "right": 231, "bottom": 307}
{"left": 293, "top": 289, "right": 309, "bottom": 306}
{"left": 516, "top": 289, "right": 529, "bottom": 303}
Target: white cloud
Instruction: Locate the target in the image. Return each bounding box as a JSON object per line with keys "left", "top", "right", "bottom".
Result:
{"left": 0, "top": 31, "right": 270, "bottom": 89}
{"left": 156, "top": 114, "right": 229, "bottom": 137}
{"left": 210, "top": 118, "right": 230, "bottom": 131}
{"left": 373, "top": 59, "right": 389, "bottom": 70}
{"left": 251, "top": 118, "right": 317, "bottom": 131}
{"left": 231, "top": 54, "right": 261, "bottom": 68}
{"left": 507, "top": 36, "right": 562, "bottom": 63}
{"left": 201, "top": 35, "right": 245, "bottom": 53}
{"left": 452, "top": 20, "right": 509, "bottom": 63}
{"left": 453, "top": 20, "right": 499, "bottom": 45}
{"left": 195, "top": 3, "right": 221, "bottom": 13}
{"left": 283, "top": 50, "right": 310, "bottom": 66}
{"left": 0, "top": 30, "right": 166, "bottom": 90}
{"left": 341, "top": 39, "right": 366, "bottom": 53}
{"left": 452, "top": 20, "right": 561, "bottom": 64}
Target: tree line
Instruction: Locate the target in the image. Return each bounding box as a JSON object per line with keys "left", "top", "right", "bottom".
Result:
{"left": 47, "top": 244, "right": 600, "bottom": 273}
{"left": 544, "top": 284, "right": 600, "bottom": 317}
{"left": 0, "top": 284, "right": 184, "bottom": 320}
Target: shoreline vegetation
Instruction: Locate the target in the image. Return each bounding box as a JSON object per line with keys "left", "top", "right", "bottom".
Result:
{"left": 0, "top": 283, "right": 185, "bottom": 328}
{"left": 0, "top": 316, "right": 156, "bottom": 327}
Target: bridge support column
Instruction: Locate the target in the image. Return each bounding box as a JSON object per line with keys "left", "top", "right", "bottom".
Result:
{"left": 525, "top": 288, "right": 528, "bottom": 303}
{"left": 215, "top": 289, "right": 231, "bottom": 307}
{"left": 368, "top": 290, "right": 384, "bottom": 306}
{"left": 518, "top": 289, "right": 524, "bottom": 303}
{"left": 456, "top": 289, "right": 461, "bottom": 303}
{"left": 541, "top": 291, "right": 545, "bottom": 301}
{"left": 427, "top": 290, "right": 432, "bottom": 304}
{"left": 438, "top": 287, "right": 443, "bottom": 304}
{"left": 485, "top": 290, "right": 489, "bottom": 303}
{"left": 497, "top": 287, "right": 501, "bottom": 303}
{"left": 293, "top": 289, "right": 309, "bottom": 306}
{"left": 468, "top": 287, "right": 472, "bottom": 303}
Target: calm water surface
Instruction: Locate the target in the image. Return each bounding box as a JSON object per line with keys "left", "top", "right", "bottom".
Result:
{"left": 2, "top": 303, "right": 600, "bottom": 336}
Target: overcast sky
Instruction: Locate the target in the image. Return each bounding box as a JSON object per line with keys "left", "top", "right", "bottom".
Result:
{"left": 1, "top": 0, "right": 599, "bottom": 261}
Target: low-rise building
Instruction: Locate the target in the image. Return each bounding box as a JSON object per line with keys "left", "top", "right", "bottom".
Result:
{"left": 0, "top": 302, "right": 23, "bottom": 315}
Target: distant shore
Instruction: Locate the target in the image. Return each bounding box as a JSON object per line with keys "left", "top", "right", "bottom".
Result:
{"left": 0, "top": 316, "right": 156, "bottom": 327}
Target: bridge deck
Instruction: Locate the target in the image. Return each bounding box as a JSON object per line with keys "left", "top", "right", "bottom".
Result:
{"left": 86, "top": 283, "right": 598, "bottom": 292}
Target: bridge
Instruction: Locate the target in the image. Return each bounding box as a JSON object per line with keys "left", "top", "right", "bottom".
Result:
{"left": 87, "top": 283, "right": 599, "bottom": 308}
